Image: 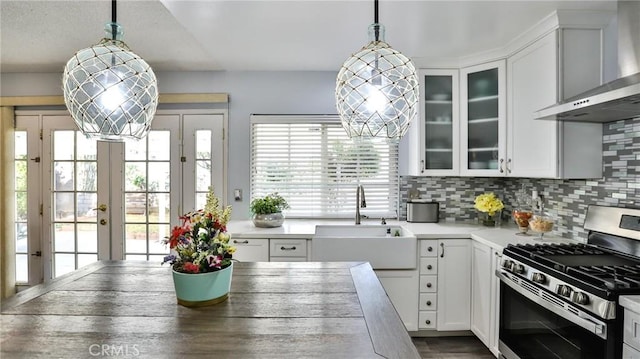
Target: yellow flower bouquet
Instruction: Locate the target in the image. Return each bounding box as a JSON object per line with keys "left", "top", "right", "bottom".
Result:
{"left": 474, "top": 192, "right": 504, "bottom": 227}
{"left": 474, "top": 192, "right": 504, "bottom": 215}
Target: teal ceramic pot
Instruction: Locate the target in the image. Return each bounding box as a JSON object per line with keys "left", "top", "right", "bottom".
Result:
{"left": 172, "top": 262, "right": 233, "bottom": 307}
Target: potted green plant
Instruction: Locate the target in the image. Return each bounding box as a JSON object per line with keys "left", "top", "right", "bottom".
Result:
{"left": 250, "top": 193, "right": 290, "bottom": 228}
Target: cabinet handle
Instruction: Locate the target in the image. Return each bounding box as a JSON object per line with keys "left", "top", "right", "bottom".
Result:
{"left": 426, "top": 300, "right": 432, "bottom": 306}
{"left": 427, "top": 246, "right": 433, "bottom": 252}
{"left": 440, "top": 242, "right": 445, "bottom": 258}
{"left": 426, "top": 319, "right": 431, "bottom": 325}
{"left": 421, "top": 160, "right": 425, "bottom": 173}
{"left": 280, "top": 246, "right": 297, "bottom": 251}
{"left": 507, "top": 158, "right": 512, "bottom": 174}
{"left": 426, "top": 283, "right": 432, "bottom": 288}
{"left": 427, "top": 264, "right": 432, "bottom": 270}
{"left": 499, "top": 158, "right": 505, "bottom": 173}
{"left": 233, "top": 240, "right": 249, "bottom": 244}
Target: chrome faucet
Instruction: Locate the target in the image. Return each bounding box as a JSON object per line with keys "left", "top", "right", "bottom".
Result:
{"left": 355, "top": 185, "right": 366, "bottom": 224}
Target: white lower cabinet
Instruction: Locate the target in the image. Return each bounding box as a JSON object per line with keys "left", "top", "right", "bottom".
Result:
{"left": 231, "top": 238, "right": 269, "bottom": 262}
{"left": 376, "top": 269, "right": 419, "bottom": 332}
{"left": 419, "top": 239, "right": 471, "bottom": 331}
{"left": 437, "top": 239, "right": 471, "bottom": 331}
{"left": 269, "top": 238, "right": 308, "bottom": 261}
{"left": 471, "top": 240, "right": 502, "bottom": 357}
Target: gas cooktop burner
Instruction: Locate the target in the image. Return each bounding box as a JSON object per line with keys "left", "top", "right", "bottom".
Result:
{"left": 504, "top": 242, "right": 640, "bottom": 296}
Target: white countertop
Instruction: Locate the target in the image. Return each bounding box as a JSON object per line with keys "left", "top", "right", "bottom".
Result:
{"left": 619, "top": 295, "right": 640, "bottom": 313}
{"left": 227, "top": 219, "right": 574, "bottom": 252}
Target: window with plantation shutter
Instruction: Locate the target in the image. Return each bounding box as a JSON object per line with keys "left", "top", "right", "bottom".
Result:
{"left": 250, "top": 115, "right": 399, "bottom": 219}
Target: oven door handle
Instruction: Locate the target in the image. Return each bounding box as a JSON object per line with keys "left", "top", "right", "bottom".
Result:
{"left": 496, "top": 270, "right": 607, "bottom": 340}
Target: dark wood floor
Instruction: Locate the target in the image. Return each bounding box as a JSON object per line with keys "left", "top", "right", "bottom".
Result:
{"left": 411, "top": 336, "right": 496, "bottom": 359}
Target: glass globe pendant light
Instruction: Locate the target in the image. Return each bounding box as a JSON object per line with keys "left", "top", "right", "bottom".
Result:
{"left": 63, "top": 0, "right": 158, "bottom": 141}
{"left": 336, "top": 0, "right": 419, "bottom": 141}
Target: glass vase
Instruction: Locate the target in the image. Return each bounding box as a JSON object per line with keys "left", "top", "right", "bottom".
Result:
{"left": 479, "top": 211, "right": 502, "bottom": 227}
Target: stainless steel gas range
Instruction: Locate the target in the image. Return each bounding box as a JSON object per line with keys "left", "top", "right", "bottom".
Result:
{"left": 497, "top": 205, "right": 640, "bottom": 359}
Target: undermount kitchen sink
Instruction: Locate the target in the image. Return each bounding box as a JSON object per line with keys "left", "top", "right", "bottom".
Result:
{"left": 311, "top": 225, "right": 417, "bottom": 269}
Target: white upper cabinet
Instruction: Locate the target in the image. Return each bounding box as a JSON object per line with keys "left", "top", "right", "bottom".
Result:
{"left": 399, "top": 10, "right": 612, "bottom": 179}
{"left": 404, "top": 69, "right": 460, "bottom": 176}
{"left": 460, "top": 60, "right": 507, "bottom": 176}
{"left": 507, "top": 29, "right": 603, "bottom": 179}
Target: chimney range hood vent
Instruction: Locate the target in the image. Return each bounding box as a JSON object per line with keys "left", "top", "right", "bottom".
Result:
{"left": 534, "top": 73, "right": 640, "bottom": 123}
{"left": 535, "top": 1, "right": 640, "bottom": 123}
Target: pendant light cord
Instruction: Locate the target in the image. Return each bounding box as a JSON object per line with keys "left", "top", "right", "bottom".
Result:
{"left": 111, "top": 0, "right": 117, "bottom": 40}
{"left": 373, "top": 0, "right": 380, "bottom": 41}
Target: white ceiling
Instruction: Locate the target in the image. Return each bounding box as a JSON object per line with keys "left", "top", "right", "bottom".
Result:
{"left": 0, "top": 0, "right": 617, "bottom": 73}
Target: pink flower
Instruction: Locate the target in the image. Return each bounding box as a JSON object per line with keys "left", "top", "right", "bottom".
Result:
{"left": 207, "top": 255, "right": 223, "bottom": 269}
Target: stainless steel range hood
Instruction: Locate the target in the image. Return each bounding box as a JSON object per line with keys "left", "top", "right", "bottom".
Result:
{"left": 535, "top": 1, "right": 640, "bottom": 123}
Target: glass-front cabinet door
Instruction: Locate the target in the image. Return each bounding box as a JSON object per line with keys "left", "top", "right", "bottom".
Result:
{"left": 419, "top": 69, "right": 459, "bottom": 175}
{"left": 460, "top": 60, "right": 506, "bottom": 176}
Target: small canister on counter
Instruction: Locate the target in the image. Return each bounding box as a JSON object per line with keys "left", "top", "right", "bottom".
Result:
{"left": 407, "top": 200, "right": 439, "bottom": 223}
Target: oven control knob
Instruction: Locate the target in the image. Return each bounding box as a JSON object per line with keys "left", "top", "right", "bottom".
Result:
{"left": 502, "top": 260, "right": 513, "bottom": 270}
{"left": 571, "top": 291, "right": 590, "bottom": 305}
{"left": 531, "top": 272, "right": 546, "bottom": 284}
{"left": 557, "top": 285, "right": 573, "bottom": 297}
{"left": 513, "top": 264, "right": 525, "bottom": 274}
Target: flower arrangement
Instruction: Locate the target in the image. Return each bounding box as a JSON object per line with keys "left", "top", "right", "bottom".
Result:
{"left": 162, "top": 188, "right": 235, "bottom": 274}
{"left": 474, "top": 192, "right": 504, "bottom": 216}
{"left": 250, "top": 192, "right": 290, "bottom": 215}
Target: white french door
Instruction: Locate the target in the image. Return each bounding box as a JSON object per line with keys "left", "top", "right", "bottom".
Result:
{"left": 14, "top": 110, "right": 226, "bottom": 283}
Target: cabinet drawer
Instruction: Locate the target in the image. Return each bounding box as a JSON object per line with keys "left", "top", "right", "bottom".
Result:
{"left": 270, "top": 257, "right": 307, "bottom": 262}
{"left": 624, "top": 343, "right": 640, "bottom": 359}
{"left": 420, "top": 240, "right": 438, "bottom": 257}
{"left": 419, "top": 275, "right": 437, "bottom": 293}
{"left": 420, "top": 257, "right": 438, "bottom": 274}
{"left": 419, "top": 293, "right": 437, "bottom": 311}
{"left": 625, "top": 309, "right": 640, "bottom": 352}
{"left": 419, "top": 311, "right": 437, "bottom": 329}
{"left": 270, "top": 239, "right": 307, "bottom": 258}
{"left": 231, "top": 238, "right": 269, "bottom": 262}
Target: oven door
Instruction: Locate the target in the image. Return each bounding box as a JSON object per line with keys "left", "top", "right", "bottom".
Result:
{"left": 497, "top": 270, "right": 615, "bottom": 359}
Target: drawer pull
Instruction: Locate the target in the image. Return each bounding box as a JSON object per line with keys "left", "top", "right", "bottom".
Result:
{"left": 428, "top": 246, "right": 433, "bottom": 252}
{"left": 426, "top": 319, "right": 431, "bottom": 325}
{"left": 427, "top": 264, "right": 432, "bottom": 270}
{"left": 280, "top": 246, "right": 297, "bottom": 251}
{"left": 426, "top": 300, "right": 432, "bottom": 306}
{"left": 233, "top": 240, "right": 249, "bottom": 244}
{"left": 426, "top": 283, "right": 432, "bottom": 288}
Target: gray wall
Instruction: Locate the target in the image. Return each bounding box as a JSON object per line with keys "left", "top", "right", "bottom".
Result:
{"left": 400, "top": 117, "right": 640, "bottom": 242}
{"left": 1, "top": 71, "right": 340, "bottom": 219}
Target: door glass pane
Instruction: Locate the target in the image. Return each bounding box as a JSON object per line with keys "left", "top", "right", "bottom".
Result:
{"left": 148, "top": 131, "right": 170, "bottom": 160}
{"left": 53, "top": 224, "right": 75, "bottom": 252}
{"left": 77, "top": 223, "right": 98, "bottom": 252}
{"left": 196, "top": 130, "right": 212, "bottom": 193}
{"left": 15, "top": 254, "right": 28, "bottom": 282}
{"left": 54, "top": 253, "right": 75, "bottom": 277}
{"left": 78, "top": 254, "right": 98, "bottom": 269}
{"left": 124, "top": 130, "right": 172, "bottom": 259}
{"left": 467, "top": 68, "right": 499, "bottom": 170}
{"left": 51, "top": 130, "right": 99, "bottom": 278}
{"left": 14, "top": 131, "right": 28, "bottom": 283}
{"left": 424, "top": 75, "right": 453, "bottom": 170}
{"left": 53, "top": 131, "right": 75, "bottom": 160}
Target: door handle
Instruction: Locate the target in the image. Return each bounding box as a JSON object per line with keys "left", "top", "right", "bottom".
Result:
{"left": 100, "top": 219, "right": 107, "bottom": 225}
{"left": 440, "top": 242, "right": 445, "bottom": 258}
{"left": 93, "top": 204, "right": 107, "bottom": 212}
{"left": 31, "top": 251, "right": 42, "bottom": 257}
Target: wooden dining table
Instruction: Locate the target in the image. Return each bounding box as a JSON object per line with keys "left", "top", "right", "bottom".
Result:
{"left": 1, "top": 261, "right": 420, "bottom": 358}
